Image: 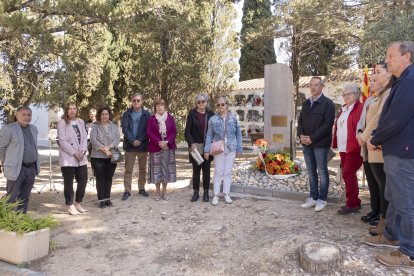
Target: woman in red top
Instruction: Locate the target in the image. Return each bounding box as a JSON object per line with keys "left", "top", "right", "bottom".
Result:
{"left": 332, "top": 83, "right": 364, "bottom": 215}
{"left": 147, "top": 99, "right": 177, "bottom": 200}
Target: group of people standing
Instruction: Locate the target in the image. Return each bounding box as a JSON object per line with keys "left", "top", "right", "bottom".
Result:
{"left": 298, "top": 41, "right": 414, "bottom": 267}
{"left": 57, "top": 94, "right": 179, "bottom": 213}
{"left": 0, "top": 92, "right": 243, "bottom": 215}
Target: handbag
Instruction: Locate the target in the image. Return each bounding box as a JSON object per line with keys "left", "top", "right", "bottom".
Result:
{"left": 209, "top": 140, "right": 225, "bottom": 156}
{"left": 109, "top": 147, "right": 124, "bottom": 164}
{"left": 209, "top": 114, "right": 229, "bottom": 156}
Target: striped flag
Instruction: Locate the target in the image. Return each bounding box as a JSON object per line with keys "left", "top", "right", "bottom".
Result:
{"left": 362, "top": 65, "right": 370, "bottom": 103}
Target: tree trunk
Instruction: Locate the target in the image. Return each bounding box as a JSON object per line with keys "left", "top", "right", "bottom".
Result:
{"left": 299, "top": 242, "right": 342, "bottom": 273}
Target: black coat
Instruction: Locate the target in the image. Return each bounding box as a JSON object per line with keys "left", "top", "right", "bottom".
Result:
{"left": 297, "top": 94, "right": 335, "bottom": 149}
{"left": 185, "top": 108, "right": 214, "bottom": 162}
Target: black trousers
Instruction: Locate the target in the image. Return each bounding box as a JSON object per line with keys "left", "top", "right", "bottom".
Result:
{"left": 191, "top": 159, "right": 212, "bottom": 190}
{"left": 6, "top": 165, "right": 36, "bottom": 213}
{"left": 61, "top": 165, "right": 88, "bottom": 205}
{"left": 91, "top": 158, "right": 117, "bottom": 201}
{"left": 364, "top": 161, "right": 380, "bottom": 214}
{"left": 370, "top": 162, "right": 388, "bottom": 219}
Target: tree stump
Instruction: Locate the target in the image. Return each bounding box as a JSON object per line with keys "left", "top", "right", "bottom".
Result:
{"left": 299, "top": 242, "right": 342, "bottom": 273}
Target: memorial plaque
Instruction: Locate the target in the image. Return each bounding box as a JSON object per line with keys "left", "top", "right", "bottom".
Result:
{"left": 271, "top": 116, "right": 288, "bottom": 127}
{"left": 264, "top": 63, "right": 295, "bottom": 157}
{"left": 272, "top": 134, "right": 284, "bottom": 143}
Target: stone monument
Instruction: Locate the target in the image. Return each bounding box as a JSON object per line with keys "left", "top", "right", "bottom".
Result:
{"left": 264, "top": 63, "right": 295, "bottom": 157}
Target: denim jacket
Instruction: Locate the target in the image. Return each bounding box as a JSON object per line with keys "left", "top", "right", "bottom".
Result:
{"left": 204, "top": 112, "right": 243, "bottom": 154}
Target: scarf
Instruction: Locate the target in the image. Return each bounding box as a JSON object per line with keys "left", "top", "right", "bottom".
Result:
{"left": 155, "top": 112, "right": 168, "bottom": 138}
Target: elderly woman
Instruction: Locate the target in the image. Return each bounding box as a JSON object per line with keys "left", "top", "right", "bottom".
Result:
{"left": 90, "top": 107, "right": 120, "bottom": 208}
{"left": 359, "top": 62, "right": 393, "bottom": 235}
{"left": 204, "top": 96, "right": 242, "bottom": 206}
{"left": 185, "top": 93, "right": 215, "bottom": 202}
{"left": 332, "top": 84, "right": 364, "bottom": 215}
{"left": 57, "top": 103, "right": 88, "bottom": 215}
{"left": 147, "top": 99, "right": 177, "bottom": 200}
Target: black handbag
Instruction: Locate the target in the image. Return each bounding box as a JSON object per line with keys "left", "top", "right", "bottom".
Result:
{"left": 109, "top": 147, "right": 124, "bottom": 164}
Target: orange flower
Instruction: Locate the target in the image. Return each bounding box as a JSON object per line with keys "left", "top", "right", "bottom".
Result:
{"left": 255, "top": 139, "right": 268, "bottom": 147}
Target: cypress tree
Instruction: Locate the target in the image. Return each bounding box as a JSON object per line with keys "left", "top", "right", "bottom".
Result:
{"left": 239, "top": 0, "right": 276, "bottom": 81}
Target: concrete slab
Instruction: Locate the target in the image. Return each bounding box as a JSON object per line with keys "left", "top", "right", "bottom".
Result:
{"left": 0, "top": 261, "right": 44, "bottom": 276}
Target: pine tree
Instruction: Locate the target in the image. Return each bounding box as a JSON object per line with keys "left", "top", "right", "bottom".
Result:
{"left": 239, "top": 0, "right": 276, "bottom": 81}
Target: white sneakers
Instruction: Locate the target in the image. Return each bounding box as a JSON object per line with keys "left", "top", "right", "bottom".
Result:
{"left": 301, "top": 197, "right": 317, "bottom": 208}
{"left": 301, "top": 198, "right": 327, "bottom": 212}
{"left": 224, "top": 195, "right": 233, "bottom": 204}
{"left": 211, "top": 196, "right": 219, "bottom": 206}
{"left": 314, "top": 200, "right": 327, "bottom": 212}
{"left": 211, "top": 195, "right": 233, "bottom": 206}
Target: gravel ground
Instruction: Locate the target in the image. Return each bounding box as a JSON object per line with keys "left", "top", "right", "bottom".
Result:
{"left": 0, "top": 145, "right": 412, "bottom": 275}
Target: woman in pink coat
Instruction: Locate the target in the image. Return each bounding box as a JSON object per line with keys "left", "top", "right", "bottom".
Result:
{"left": 57, "top": 103, "right": 89, "bottom": 215}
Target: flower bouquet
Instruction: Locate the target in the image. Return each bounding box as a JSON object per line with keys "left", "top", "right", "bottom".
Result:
{"left": 253, "top": 139, "right": 300, "bottom": 179}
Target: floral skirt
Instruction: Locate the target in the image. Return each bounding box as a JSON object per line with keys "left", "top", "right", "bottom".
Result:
{"left": 149, "top": 149, "right": 177, "bottom": 184}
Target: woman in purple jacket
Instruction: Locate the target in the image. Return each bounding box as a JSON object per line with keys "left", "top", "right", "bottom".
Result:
{"left": 147, "top": 99, "right": 177, "bottom": 200}
{"left": 57, "top": 103, "right": 88, "bottom": 215}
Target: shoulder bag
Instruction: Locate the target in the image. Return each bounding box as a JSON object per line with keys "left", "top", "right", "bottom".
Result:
{"left": 209, "top": 114, "right": 228, "bottom": 156}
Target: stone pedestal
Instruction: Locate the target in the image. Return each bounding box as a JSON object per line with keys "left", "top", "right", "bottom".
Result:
{"left": 0, "top": 228, "right": 50, "bottom": 265}
{"left": 264, "top": 63, "right": 295, "bottom": 156}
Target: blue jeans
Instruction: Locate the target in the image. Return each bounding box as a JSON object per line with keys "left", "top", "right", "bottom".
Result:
{"left": 383, "top": 155, "right": 414, "bottom": 257}
{"left": 303, "top": 147, "right": 329, "bottom": 201}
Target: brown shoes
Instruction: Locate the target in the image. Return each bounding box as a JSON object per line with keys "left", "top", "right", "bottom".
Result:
{"left": 369, "top": 217, "right": 385, "bottom": 236}
{"left": 376, "top": 251, "right": 414, "bottom": 268}
{"left": 364, "top": 234, "right": 399, "bottom": 248}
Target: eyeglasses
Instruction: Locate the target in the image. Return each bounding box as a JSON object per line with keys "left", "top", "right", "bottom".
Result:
{"left": 342, "top": 93, "right": 355, "bottom": 98}
{"left": 216, "top": 103, "right": 226, "bottom": 107}
{"left": 197, "top": 100, "right": 206, "bottom": 104}
{"left": 132, "top": 99, "right": 141, "bottom": 103}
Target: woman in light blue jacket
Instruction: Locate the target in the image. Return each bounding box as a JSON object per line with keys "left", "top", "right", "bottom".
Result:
{"left": 204, "top": 96, "right": 242, "bottom": 206}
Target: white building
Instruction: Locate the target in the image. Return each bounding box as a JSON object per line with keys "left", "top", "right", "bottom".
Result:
{"left": 229, "top": 69, "right": 366, "bottom": 138}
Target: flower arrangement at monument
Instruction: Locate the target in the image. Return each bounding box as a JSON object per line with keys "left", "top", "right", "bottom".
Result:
{"left": 253, "top": 139, "right": 301, "bottom": 176}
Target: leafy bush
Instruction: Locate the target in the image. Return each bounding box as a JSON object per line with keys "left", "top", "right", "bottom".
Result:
{"left": 0, "top": 197, "right": 59, "bottom": 234}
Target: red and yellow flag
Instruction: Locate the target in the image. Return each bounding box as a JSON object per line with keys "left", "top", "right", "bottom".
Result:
{"left": 362, "top": 65, "right": 370, "bottom": 103}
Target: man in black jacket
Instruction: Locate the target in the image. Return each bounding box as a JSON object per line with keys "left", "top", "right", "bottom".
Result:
{"left": 121, "top": 93, "right": 151, "bottom": 200}
{"left": 297, "top": 77, "right": 335, "bottom": 212}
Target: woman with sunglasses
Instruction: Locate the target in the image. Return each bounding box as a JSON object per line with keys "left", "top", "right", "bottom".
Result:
{"left": 204, "top": 96, "right": 242, "bottom": 206}
{"left": 332, "top": 84, "right": 364, "bottom": 215}
{"left": 185, "top": 93, "right": 215, "bottom": 202}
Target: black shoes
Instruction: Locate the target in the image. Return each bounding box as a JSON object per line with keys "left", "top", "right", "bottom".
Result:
{"left": 139, "top": 189, "right": 149, "bottom": 197}
{"left": 122, "top": 192, "right": 131, "bottom": 201}
{"left": 361, "top": 211, "right": 379, "bottom": 223}
{"left": 337, "top": 206, "right": 360, "bottom": 215}
{"left": 105, "top": 199, "right": 113, "bottom": 207}
{"left": 123, "top": 190, "right": 149, "bottom": 199}
{"left": 99, "top": 201, "right": 106, "bottom": 208}
{"left": 191, "top": 190, "right": 199, "bottom": 202}
{"left": 370, "top": 216, "right": 381, "bottom": 226}
{"left": 203, "top": 189, "right": 209, "bottom": 202}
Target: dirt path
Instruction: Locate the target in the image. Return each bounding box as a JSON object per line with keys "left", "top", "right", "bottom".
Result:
{"left": 0, "top": 147, "right": 411, "bottom": 275}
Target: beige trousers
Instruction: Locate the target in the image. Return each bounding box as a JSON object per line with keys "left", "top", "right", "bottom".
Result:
{"left": 124, "top": 151, "right": 148, "bottom": 192}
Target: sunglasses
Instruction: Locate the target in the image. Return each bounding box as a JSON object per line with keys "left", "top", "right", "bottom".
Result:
{"left": 132, "top": 99, "right": 141, "bottom": 103}
{"left": 197, "top": 100, "right": 206, "bottom": 104}
{"left": 342, "top": 93, "right": 355, "bottom": 98}
{"left": 216, "top": 103, "right": 226, "bottom": 107}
